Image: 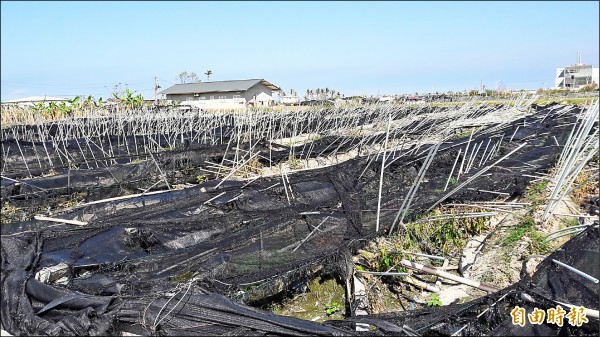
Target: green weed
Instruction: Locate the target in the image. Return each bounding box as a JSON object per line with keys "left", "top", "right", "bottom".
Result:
{"left": 325, "top": 301, "right": 341, "bottom": 315}
{"left": 560, "top": 218, "right": 579, "bottom": 228}
{"left": 427, "top": 293, "right": 442, "bottom": 307}
{"left": 376, "top": 248, "right": 393, "bottom": 271}
{"left": 534, "top": 181, "right": 547, "bottom": 194}
{"left": 500, "top": 218, "right": 534, "bottom": 247}
{"left": 500, "top": 216, "right": 551, "bottom": 254}
{"left": 434, "top": 222, "right": 463, "bottom": 252}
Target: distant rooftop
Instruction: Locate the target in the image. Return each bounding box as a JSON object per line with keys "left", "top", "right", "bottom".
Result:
{"left": 3, "top": 96, "right": 69, "bottom": 103}
{"left": 159, "top": 79, "right": 280, "bottom": 95}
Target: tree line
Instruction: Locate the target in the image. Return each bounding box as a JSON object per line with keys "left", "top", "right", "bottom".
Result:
{"left": 177, "top": 70, "right": 213, "bottom": 83}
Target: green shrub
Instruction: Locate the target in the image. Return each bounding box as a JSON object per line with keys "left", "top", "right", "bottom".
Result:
{"left": 427, "top": 293, "right": 442, "bottom": 307}
{"left": 325, "top": 301, "right": 341, "bottom": 315}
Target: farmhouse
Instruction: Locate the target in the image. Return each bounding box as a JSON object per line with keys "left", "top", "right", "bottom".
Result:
{"left": 159, "top": 79, "right": 280, "bottom": 109}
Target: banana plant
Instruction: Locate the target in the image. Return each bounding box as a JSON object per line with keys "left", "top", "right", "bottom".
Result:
{"left": 57, "top": 101, "right": 70, "bottom": 117}
{"left": 83, "top": 95, "right": 95, "bottom": 108}
{"left": 120, "top": 88, "right": 144, "bottom": 108}
{"left": 70, "top": 96, "right": 80, "bottom": 106}
{"left": 47, "top": 101, "right": 57, "bottom": 118}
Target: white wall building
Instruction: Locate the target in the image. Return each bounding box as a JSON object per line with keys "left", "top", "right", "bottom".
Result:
{"left": 280, "top": 93, "right": 301, "bottom": 105}
{"left": 555, "top": 61, "right": 599, "bottom": 89}
{"left": 159, "top": 79, "right": 280, "bottom": 109}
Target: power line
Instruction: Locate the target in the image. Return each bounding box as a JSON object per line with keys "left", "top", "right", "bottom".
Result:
{"left": 1, "top": 79, "right": 151, "bottom": 89}
{"left": 157, "top": 77, "right": 176, "bottom": 85}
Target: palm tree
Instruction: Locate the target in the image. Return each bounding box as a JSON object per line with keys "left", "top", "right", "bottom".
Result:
{"left": 205, "top": 69, "right": 213, "bottom": 81}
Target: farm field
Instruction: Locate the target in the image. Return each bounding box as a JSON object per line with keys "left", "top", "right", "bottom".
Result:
{"left": 1, "top": 96, "right": 598, "bottom": 336}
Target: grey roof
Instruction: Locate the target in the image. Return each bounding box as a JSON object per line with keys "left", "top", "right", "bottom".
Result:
{"left": 159, "top": 79, "right": 279, "bottom": 95}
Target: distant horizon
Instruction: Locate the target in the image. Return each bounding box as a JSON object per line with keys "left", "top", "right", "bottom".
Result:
{"left": 2, "top": 1, "right": 598, "bottom": 101}
{"left": 1, "top": 80, "right": 581, "bottom": 103}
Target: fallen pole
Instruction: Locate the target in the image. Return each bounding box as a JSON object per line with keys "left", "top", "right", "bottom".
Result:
{"left": 556, "top": 300, "right": 600, "bottom": 319}
{"left": 404, "top": 275, "right": 440, "bottom": 293}
{"left": 552, "top": 259, "right": 599, "bottom": 284}
{"left": 351, "top": 275, "right": 370, "bottom": 331}
{"left": 443, "top": 148, "right": 462, "bottom": 192}
{"left": 545, "top": 229, "right": 585, "bottom": 242}
{"left": 520, "top": 292, "right": 600, "bottom": 319}
{"left": 1, "top": 175, "right": 48, "bottom": 191}
{"left": 214, "top": 152, "right": 260, "bottom": 189}
{"left": 400, "top": 259, "right": 499, "bottom": 293}
{"left": 76, "top": 189, "right": 172, "bottom": 207}
{"left": 203, "top": 192, "right": 227, "bottom": 205}
{"left": 357, "top": 270, "right": 409, "bottom": 276}
{"left": 425, "top": 142, "right": 527, "bottom": 214}
{"left": 375, "top": 116, "right": 392, "bottom": 232}
{"left": 400, "top": 251, "right": 446, "bottom": 261}
{"left": 544, "top": 223, "right": 593, "bottom": 238}
{"left": 34, "top": 215, "right": 88, "bottom": 226}
{"left": 292, "top": 214, "right": 332, "bottom": 252}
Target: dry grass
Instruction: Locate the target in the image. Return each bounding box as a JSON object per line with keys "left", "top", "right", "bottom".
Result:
{"left": 570, "top": 168, "right": 599, "bottom": 204}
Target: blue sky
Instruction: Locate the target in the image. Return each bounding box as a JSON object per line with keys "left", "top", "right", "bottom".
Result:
{"left": 1, "top": 1, "right": 598, "bottom": 100}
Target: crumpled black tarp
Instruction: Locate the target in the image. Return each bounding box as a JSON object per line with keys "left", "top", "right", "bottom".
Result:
{"left": 2, "top": 105, "right": 596, "bottom": 336}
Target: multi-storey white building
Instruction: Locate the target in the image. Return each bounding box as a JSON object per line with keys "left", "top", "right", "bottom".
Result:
{"left": 555, "top": 56, "right": 599, "bottom": 89}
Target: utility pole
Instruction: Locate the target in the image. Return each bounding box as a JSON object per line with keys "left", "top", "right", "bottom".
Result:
{"left": 153, "top": 76, "right": 161, "bottom": 104}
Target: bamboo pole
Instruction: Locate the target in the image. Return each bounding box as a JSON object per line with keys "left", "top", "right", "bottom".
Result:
{"left": 426, "top": 142, "right": 527, "bottom": 214}
{"left": 375, "top": 116, "right": 392, "bottom": 232}
{"left": 34, "top": 215, "right": 88, "bottom": 226}
{"left": 400, "top": 259, "right": 499, "bottom": 293}
{"left": 444, "top": 148, "right": 462, "bottom": 191}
